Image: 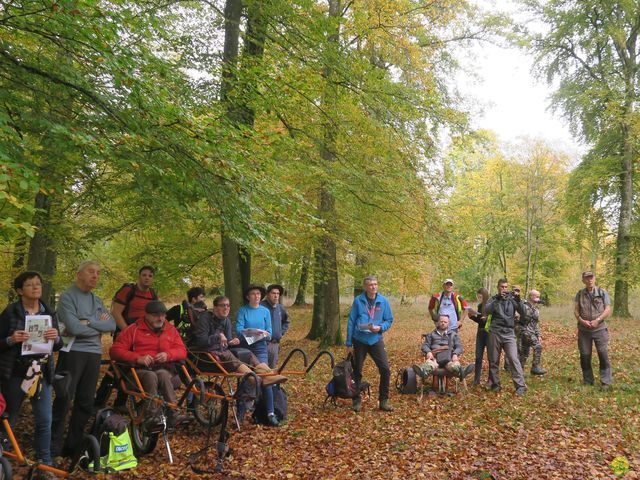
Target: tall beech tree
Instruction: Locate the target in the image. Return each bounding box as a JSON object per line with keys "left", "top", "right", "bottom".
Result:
{"left": 525, "top": 0, "right": 640, "bottom": 316}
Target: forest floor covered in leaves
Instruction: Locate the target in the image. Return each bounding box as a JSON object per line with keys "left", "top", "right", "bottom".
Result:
{"left": 9, "top": 301, "right": 640, "bottom": 479}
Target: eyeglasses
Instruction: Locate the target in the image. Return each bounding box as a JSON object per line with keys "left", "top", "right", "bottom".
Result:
{"left": 216, "top": 304, "right": 231, "bottom": 308}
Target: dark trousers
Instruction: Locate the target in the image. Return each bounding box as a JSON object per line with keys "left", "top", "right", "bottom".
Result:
{"left": 578, "top": 328, "right": 611, "bottom": 385}
{"left": 353, "top": 339, "right": 391, "bottom": 401}
{"left": 487, "top": 329, "right": 526, "bottom": 390}
{"left": 474, "top": 327, "right": 489, "bottom": 384}
{"left": 51, "top": 351, "right": 101, "bottom": 457}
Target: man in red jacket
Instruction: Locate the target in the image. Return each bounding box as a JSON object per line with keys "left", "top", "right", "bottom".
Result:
{"left": 110, "top": 300, "right": 188, "bottom": 428}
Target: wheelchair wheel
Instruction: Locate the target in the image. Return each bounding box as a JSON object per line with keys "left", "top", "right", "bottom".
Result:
{"left": 0, "top": 456, "right": 12, "bottom": 480}
{"left": 128, "top": 398, "right": 159, "bottom": 455}
{"left": 192, "top": 392, "right": 222, "bottom": 427}
{"left": 69, "top": 434, "right": 101, "bottom": 474}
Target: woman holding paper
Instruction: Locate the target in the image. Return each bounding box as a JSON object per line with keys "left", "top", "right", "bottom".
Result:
{"left": 0, "top": 271, "right": 62, "bottom": 471}
{"left": 236, "top": 284, "right": 280, "bottom": 426}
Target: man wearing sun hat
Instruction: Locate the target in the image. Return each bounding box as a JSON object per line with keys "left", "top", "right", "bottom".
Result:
{"left": 574, "top": 271, "right": 612, "bottom": 386}
{"left": 261, "top": 284, "right": 290, "bottom": 369}
{"left": 428, "top": 278, "right": 468, "bottom": 332}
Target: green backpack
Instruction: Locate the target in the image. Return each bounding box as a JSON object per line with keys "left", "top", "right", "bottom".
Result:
{"left": 100, "top": 429, "right": 137, "bottom": 472}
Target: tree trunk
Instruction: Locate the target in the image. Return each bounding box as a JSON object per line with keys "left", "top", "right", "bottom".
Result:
{"left": 222, "top": 232, "right": 244, "bottom": 319}
{"left": 293, "top": 253, "right": 309, "bottom": 306}
{"left": 7, "top": 236, "right": 28, "bottom": 303}
{"left": 308, "top": 0, "right": 343, "bottom": 347}
{"left": 26, "top": 191, "right": 57, "bottom": 306}
{"left": 613, "top": 128, "right": 633, "bottom": 317}
{"left": 613, "top": 51, "right": 635, "bottom": 318}
{"left": 319, "top": 189, "right": 341, "bottom": 346}
{"left": 308, "top": 247, "right": 325, "bottom": 339}
{"left": 352, "top": 253, "right": 368, "bottom": 298}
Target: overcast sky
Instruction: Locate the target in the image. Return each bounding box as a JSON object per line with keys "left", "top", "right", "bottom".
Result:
{"left": 457, "top": 1, "right": 588, "bottom": 162}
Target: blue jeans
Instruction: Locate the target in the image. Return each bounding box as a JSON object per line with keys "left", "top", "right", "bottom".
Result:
{"left": 2, "top": 375, "right": 53, "bottom": 464}
{"left": 474, "top": 327, "right": 489, "bottom": 384}
{"left": 249, "top": 340, "right": 274, "bottom": 414}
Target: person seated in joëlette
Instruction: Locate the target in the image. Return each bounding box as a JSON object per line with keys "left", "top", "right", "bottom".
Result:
{"left": 188, "top": 295, "right": 287, "bottom": 386}
{"left": 109, "top": 300, "right": 190, "bottom": 429}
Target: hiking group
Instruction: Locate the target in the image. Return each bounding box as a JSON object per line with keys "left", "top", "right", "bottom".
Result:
{"left": 0, "top": 263, "right": 612, "bottom": 476}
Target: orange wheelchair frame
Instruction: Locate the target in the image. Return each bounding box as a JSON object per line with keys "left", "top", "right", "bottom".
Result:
{"left": 1, "top": 413, "right": 100, "bottom": 478}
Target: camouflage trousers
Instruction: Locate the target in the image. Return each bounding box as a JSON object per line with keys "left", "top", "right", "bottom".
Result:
{"left": 518, "top": 329, "right": 542, "bottom": 369}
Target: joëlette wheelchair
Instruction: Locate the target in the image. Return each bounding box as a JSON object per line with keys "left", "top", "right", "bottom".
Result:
{"left": 0, "top": 393, "right": 100, "bottom": 479}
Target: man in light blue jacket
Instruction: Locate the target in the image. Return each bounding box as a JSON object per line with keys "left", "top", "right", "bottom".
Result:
{"left": 346, "top": 276, "right": 394, "bottom": 413}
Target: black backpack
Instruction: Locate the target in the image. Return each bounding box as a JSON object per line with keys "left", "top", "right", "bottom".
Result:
{"left": 325, "top": 355, "right": 370, "bottom": 404}
{"left": 252, "top": 385, "right": 287, "bottom": 425}
{"left": 92, "top": 407, "right": 129, "bottom": 456}
{"left": 395, "top": 367, "right": 418, "bottom": 394}
{"left": 119, "top": 283, "right": 158, "bottom": 324}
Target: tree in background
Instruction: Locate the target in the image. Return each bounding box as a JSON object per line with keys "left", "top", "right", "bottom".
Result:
{"left": 524, "top": 0, "right": 640, "bottom": 317}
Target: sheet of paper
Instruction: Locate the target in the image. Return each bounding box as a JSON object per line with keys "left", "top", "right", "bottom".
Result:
{"left": 22, "top": 315, "right": 53, "bottom": 355}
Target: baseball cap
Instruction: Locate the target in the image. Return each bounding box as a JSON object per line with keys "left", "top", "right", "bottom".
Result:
{"left": 582, "top": 271, "right": 595, "bottom": 278}
{"left": 443, "top": 279, "right": 454, "bottom": 285}
{"left": 145, "top": 300, "right": 167, "bottom": 314}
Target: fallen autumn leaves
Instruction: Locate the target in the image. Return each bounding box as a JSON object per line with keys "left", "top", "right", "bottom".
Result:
{"left": 7, "top": 302, "right": 640, "bottom": 479}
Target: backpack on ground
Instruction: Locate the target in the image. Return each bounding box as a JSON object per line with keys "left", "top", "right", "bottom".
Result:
{"left": 252, "top": 384, "right": 287, "bottom": 425}
{"left": 395, "top": 367, "right": 418, "bottom": 394}
{"left": 325, "top": 355, "right": 370, "bottom": 405}
{"left": 91, "top": 408, "right": 137, "bottom": 473}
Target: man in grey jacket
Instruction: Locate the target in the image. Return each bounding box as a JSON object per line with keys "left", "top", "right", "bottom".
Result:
{"left": 51, "top": 260, "right": 116, "bottom": 458}
{"left": 485, "top": 278, "right": 527, "bottom": 395}
{"left": 412, "top": 315, "right": 474, "bottom": 380}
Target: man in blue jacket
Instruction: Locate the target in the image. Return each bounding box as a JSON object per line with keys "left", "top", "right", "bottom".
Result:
{"left": 261, "top": 284, "right": 290, "bottom": 368}
{"left": 346, "top": 276, "right": 394, "bottom": 412}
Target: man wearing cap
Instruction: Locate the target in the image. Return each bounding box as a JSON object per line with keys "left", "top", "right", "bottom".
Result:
{"left": 261, "top": 284, "right": 290, "bottom": 368}
{"left": 51, "top": 260, "right": 116, "bottom": 458}
{"left": 428, "top": 279, "right": 468, "bottom": 332}
{"left": 110, "top": 300, "right": 189, "bottom": 428}
{"left": 574, "top": 271, "right": 612, "bottom": 386}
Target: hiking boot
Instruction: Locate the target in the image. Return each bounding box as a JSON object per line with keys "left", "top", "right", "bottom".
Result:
{"left": 142, "top": 414, "right": 163, "bottom": 432}
{"left": 412, "top": 364, "right": 427, "bottom": 380}
{"left": 530, "top": 366, "right": 547, "bottom": 375}
{"left": 352, "top": 396, "right": 362, "bottom": 412}
{"left": 460, "top": 364, "right": 475, "bottom": 380}
{"left": 490, "top": 384, "right": 502, "bottom": 393}
{"left": 167, "top": 411, "right": 192, "bottom": 429}
{"left": 267, "top": 413, "right": 280, "bottom": 427}
{"left": 515, "top": 386, "right": 527, "bottom": 396}
{"left": 379, "top": 400, "right": 394, "bottom": 412}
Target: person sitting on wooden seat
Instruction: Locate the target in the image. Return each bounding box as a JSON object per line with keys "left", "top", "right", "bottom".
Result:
{"left": 412, "top": 315, "right": 474, "bottom": 383}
